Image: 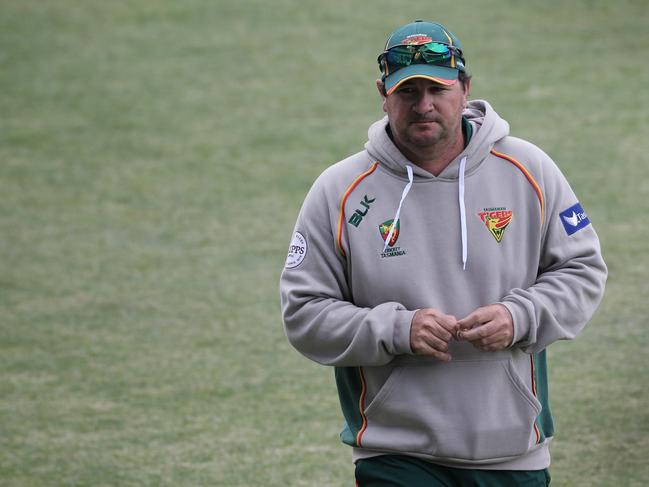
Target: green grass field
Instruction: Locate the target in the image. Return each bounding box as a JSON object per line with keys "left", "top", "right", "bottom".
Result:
{"left": 1, "top": 1, "right": 648, "bottom": 485}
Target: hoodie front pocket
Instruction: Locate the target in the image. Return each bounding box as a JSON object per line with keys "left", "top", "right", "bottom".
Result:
{"left": 361, "top": 359, "right": 542, "bottom": 462}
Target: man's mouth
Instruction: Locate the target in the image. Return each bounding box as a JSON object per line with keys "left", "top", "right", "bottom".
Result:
{"left": 411, "top": 119, "right": 437, "bottom": 126}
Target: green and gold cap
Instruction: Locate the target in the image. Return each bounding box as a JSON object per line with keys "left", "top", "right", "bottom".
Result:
{"left": 378, "top": 20, "right": 466, "bottom": 95}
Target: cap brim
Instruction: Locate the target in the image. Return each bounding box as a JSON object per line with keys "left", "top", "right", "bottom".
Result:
{"left": 385, "top": 64, "right": 458, "bottom": 95}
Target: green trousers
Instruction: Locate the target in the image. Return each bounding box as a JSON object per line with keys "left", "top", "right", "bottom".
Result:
{"left": 355, "top": 455, "right": 551, "bottom": 487}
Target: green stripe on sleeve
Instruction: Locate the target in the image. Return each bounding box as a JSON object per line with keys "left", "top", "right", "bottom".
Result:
{"left": 335, "top": 367, "right": 364, "bottom": 447}
{"left": 533, "top": 350, "right": 555, "bottom": 440}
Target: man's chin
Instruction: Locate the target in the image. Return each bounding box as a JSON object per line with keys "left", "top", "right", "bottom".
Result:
{"left": 409, "top": 124, "right": 442, "bottom": 140}
{"left": 407, "top": 132, "right": 443, "bottom": 147}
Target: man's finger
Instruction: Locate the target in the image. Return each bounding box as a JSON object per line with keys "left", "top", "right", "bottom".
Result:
{"left": 422, "top": 348, "right": 452, "bottom": 362}
{"left": 432, "top": 324, "right": 454, "bottom": 342}
{"left": 420, "top": 333, "right": 450, "bottom": 352}
{"left": 460, "top": 320, "right": 513, "bottom": 350}
{"left": 457, "top": 311, "right": 483, "bottom": 331}
{"left": 458, "top": 321, "right": 496, "bottom": 341}
{"left": 435, "top": 314, "right": 459, "bottom": 334}
{"left": 458, "top": 326, "right": 486, "bottom": 341}
{"left": 412, "top": 336, "right": 451, "bottom": 361}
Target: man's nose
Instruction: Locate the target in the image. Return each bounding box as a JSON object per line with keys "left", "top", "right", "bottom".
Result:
{"left": 413, "top": 92, "right": 434, "bottom": 114}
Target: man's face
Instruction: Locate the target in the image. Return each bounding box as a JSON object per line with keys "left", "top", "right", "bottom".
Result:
{"left": 378, "top": 77, "right": 470, "bottom": 159}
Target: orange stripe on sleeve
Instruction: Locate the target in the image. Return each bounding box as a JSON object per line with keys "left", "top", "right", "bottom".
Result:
{"left": 355, "top": 367, "right": 368, "bottom": 447}
{"left": 530, "top": 355, "right": 541, "bottom": 443}
{"left": 336, "top": 162, "right": 379, "bottom": 258}
{"left": 490, "top": 149, "right": 545, "bottom": 225}
{"left": 530, "top": 355, "right": 538, "bottom": 396}
{"left": 533, "top": 421, "right": 541, "bottom": 443}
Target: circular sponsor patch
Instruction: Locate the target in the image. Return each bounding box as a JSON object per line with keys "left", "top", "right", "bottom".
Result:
{"left": 285, "top": 231, "right": 308, "bottom": 269}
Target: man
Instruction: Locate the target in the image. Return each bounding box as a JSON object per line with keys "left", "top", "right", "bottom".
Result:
{"left": 280, "top": 19, "right": 606, "bottom": 486}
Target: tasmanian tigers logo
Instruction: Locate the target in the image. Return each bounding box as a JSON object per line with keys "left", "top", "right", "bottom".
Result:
{"left": 478, "top": 208, "right": 513, "bottom": 243}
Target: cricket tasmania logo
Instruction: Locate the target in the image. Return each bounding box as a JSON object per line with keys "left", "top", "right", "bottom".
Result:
{"left": 478, "top": 207, "right": 513, "bottom": 243}
{"left": 378, "top": 219, "right": 406, "bottom": 258}
{"left": 379, "top": 219, "right": 400, "bottom": 247}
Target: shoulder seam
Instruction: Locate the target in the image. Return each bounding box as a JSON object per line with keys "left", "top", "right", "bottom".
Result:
{"left": 336, "top": 162, "right": 379, "bottom": 258}
{"left": 490, "top": 149, "right": 545, "bottom": 225}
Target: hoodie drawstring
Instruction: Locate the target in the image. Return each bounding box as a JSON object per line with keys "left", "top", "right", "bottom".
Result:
{"left": 458, "top": 156, "right": 468, "bottom": 270}
{"left": 384, "top": 159, "right": 467, "bottom": 270}
{"left": 383, "top": 165, "right": 413, "bottom": 252}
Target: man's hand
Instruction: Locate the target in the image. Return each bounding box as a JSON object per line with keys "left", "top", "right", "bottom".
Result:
{"left": 457, "top": 304, "right": 514, "bottom": 351}
{"left": 410, "top": 308, "right": 458, "bottom": 361}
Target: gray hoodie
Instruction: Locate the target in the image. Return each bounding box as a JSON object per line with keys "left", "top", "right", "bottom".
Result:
{"left": 280, "top": 100, "right": 607, "bottom": 469}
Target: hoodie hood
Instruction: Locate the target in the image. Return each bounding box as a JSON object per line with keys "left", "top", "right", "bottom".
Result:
{"left": 365, "top": 99, "right": 509, "bottom": 180}
{"left": 364, "top": 99, "right": 510, "bottom": 270}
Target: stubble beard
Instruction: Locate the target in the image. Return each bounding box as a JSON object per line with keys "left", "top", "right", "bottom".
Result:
{"left": 389, "top": 117, "right": 464, "bottom": 170}
{"left": 402, "top": 118, "right": 459, "bottom": 157}
{"left": 407, "top": 122, "right": 448, "bottom": 148}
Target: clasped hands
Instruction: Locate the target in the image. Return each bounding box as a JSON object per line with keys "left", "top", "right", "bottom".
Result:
{"left": 410, "top": 304, "right": 514, "bottom": 361}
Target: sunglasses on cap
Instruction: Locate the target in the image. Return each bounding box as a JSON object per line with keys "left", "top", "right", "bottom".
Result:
{"left": 378, "top": 42, "right": 465, "bottom": 74}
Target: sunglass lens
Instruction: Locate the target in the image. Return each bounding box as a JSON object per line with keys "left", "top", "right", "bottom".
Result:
{"left": 421, "top": 43, "right": 451, "bottom": 62}
{"left": 385, "top": 48, "right": 413, "bottom": 67}
{"left": 423, "top": 42, "right": 450, "bottom": 54}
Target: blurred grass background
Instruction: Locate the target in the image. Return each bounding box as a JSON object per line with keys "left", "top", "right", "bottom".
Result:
{"left": 1, "top": 0, "right": 647, "bottom": 485}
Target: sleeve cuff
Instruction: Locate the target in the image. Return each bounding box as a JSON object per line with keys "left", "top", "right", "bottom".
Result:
{"left": 501, "top": 300, "right": 529, "bottom": 347}
{"left": 393, "top": 309, "right": 417, "bottom": 355}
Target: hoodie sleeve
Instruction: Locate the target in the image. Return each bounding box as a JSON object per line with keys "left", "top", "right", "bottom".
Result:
{"left": 280, "top": 173, "right": 415, "bottom": 367}
{"left": 501, "top": 154, "right": 607, "bottom": 353}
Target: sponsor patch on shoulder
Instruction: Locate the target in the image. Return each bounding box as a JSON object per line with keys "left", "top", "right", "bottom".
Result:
{"left": 285, "top": 231, "right": 308, "bottom": 269}
{"left": 559, "top": 202, "right": 590, "bottom": 235}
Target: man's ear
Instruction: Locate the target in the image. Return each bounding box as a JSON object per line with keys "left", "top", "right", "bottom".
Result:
{"left": 376, "top": 79, "right": 388, "bottom": 113}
